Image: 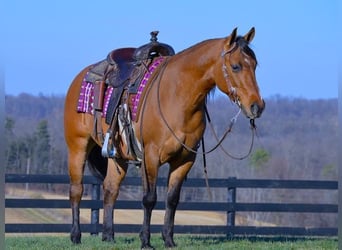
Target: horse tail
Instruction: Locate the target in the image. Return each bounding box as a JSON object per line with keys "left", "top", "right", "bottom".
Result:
{"left": 87, "top": 145, "right": 108, "bottom": 181}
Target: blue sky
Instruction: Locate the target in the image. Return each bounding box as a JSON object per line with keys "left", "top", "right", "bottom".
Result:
{"left": 2, "top": 0, "right": 338, "bottom": 99}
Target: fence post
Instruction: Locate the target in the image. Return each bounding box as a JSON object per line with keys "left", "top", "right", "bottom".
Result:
{"left": 227, "top": 177, "right": 236, "bottom": 237}
{"left": 91, "top": 183, "right": 101, "bottom": 236}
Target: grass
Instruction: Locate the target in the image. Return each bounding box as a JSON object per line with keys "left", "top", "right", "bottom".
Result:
{"left": 5, "top": 234, "right": 338, "bottom": 250}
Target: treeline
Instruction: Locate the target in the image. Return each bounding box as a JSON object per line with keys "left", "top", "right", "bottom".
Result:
{"left": 5, "top": 93, "right": 338, "bottom": 179}
{"left": 4, "top": 93, "right": 338, "bottom": 227}
{"left": 5, "top": 94, "right": 66, "bottom": 176}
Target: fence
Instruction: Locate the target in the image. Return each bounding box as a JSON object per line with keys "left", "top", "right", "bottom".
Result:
{"left": 5, "top": 174, "right": 338, "bottom": 237}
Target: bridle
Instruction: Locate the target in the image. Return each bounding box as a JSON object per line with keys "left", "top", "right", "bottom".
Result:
{"left": 218, "top": 43, "right": 257, "bottom": 159}
{"left": 221, "top": 43, "right": 241, "bottom": 107}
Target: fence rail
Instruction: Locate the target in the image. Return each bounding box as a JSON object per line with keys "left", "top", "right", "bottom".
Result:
{"left": 5, "top": 174, "right": 338, "bottom": 236}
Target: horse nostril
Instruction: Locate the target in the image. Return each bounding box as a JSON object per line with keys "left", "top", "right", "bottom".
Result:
{"left": 251, "top": 102, "right": 261, "bottom": 117}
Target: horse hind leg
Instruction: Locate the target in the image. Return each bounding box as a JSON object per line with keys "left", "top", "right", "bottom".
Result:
{"left": 102, "top": 158, "right": 128, "bottom": 242}
{"left": 162, "top": 160, "right": 194, "bottom": 248}
{"left": 68, "top": 141, "right": 88, "bottom": 244}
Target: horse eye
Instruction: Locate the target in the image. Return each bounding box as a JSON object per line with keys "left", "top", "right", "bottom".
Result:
{"left": 231, "top": 64, "right": 241, "bottom": 72}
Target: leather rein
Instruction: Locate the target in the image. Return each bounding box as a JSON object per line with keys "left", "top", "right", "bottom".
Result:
{"left": 153, "top": 47, "right": 257, "bottom": 159}
{"left": 150, "top": 53, "right": 256, "bottom": 201}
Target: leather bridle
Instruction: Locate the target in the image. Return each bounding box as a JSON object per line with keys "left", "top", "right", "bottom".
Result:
{"left": 221, "top": 43, "right": 241, "bottom": 107}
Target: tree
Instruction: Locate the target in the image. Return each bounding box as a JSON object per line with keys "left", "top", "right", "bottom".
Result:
{"left": 247, "top": 148, "right": 271, "bottom": 224}
{"left": 33, "top": 120, "right": 51, "bottom": 174}
{"left": 249, "top": 148, "right": 270, "bottom": 171}
{"left": 5, "top": 117, "right": 16, "bottom": 168}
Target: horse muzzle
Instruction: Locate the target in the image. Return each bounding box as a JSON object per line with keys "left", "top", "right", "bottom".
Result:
{"left": 244, "top": 99, "right": 265, "bottom": 119}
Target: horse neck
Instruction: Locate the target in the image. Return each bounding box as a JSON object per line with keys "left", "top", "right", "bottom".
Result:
{"left": 167, "top": 39, "right": 223, "bottom": 109}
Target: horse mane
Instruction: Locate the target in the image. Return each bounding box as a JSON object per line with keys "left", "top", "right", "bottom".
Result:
{"left": 235, "top": 36, "right": 258, "bottom": 65}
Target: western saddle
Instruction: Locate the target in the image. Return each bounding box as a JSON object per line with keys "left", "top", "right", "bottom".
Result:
{"left": 86, "top": 31, "right": 175, "bottom": 159}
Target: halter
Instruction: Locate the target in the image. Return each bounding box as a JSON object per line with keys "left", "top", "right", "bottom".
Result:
{"left": 221, "top": 43, "right": 240, "bottom": 106}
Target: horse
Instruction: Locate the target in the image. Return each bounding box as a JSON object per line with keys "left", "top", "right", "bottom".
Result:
{"left": 64, "top": 27, "right": 265, "bottom": 248}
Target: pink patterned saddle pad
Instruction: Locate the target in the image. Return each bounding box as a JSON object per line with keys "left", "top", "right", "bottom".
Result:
{"left": 76, "top": 56, "right": 165, "bottom": 121}
{"left": 76, "top": 78, "right": 113, "bottom": 117}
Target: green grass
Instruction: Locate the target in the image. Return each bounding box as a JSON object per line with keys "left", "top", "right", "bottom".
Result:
{"left": 5, "top": 234, "right": 337, "bottom": 250}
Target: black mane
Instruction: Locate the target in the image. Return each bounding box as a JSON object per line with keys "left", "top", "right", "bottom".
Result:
{"left": 235, "top": 36, "right": 257, "bottom": 65}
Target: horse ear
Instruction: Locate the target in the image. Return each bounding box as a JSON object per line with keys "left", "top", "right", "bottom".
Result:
{"left": 244, "top": 27, "right": 255, "bottom": 43}
{"left": 225, "top": 27, "right": 238, "bottom": 50}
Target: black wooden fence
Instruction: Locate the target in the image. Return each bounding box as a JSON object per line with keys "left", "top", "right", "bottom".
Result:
{"left": 5, "top": 174, "right": 338, "bottom": 237}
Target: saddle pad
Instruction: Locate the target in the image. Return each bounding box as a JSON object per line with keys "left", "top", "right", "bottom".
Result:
{"left": 77, "top": 78, "right": 113, "bottom": 117}
{"left": 77, "top": 56, "right": 165, "bottom": 121}
{"left": 130, "top": 56, "right": 165, "bottom": 121}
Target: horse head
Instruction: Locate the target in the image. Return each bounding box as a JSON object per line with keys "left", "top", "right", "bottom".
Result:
{"left": 216, "top": 27, "right": 265, "bottom": 119}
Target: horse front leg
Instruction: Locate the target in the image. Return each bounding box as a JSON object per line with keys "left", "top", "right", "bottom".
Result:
{"left": 139, "top": 152, "right": 159, "bottom": 249}
{"left": 162, "top": 160, "right": 194, "bottom": 248}
{"left": 102, "top": 158, "right": 127, "bottom": 242}
{"left": 140, "top": 184, "right": 157, "bottom": 249}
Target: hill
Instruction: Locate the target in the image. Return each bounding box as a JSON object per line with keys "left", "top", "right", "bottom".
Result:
{"left": 5, "top": 93, "right": 337, "bottom": 179}
{"left": 4, "top": 93, "right": 338, "bottom": 228}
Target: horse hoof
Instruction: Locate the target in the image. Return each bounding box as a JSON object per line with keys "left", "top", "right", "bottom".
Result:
{"left": 102, "top": 233, "right": 115, "bottom": 242}
{"left": 141, "top": 243, "right": 155, "bottom": 250}
{"left": 70, "top": 235, "right": 81, "bottom": 244}
{"left": 70, "top": 233, "right": 81, "bottom": 244}
{"left": 164, "top": 239, "right": 177, "bottom": 248}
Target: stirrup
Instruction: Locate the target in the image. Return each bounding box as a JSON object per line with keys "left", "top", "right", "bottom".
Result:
{"left": 101, "top": 131, "right": 116, "bottom": 158}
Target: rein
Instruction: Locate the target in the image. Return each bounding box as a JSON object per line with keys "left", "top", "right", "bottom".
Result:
{"left": 152, "top": 44, "right": 256, "bottom": 157}
{"left": 154, "top": 58, "right": 256, "bottom": 157}
{"left": 201, "top": 109, "right": 256, "bottom": 201}
{"left": 139, "top": 52, "right": 257, "bottom": 201}
{"left": 204, "top": 105, "right": 256, "bottom": 160}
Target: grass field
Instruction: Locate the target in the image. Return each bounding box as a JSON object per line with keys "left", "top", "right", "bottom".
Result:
{"left": 5, "top": 188, "right": 338, "bottom": 249}
{"left": 5, "top": 235, "right": 338, "bottom": 250}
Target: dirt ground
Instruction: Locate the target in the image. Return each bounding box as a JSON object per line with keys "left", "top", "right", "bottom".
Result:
{"left": 5, "top": 187, "right": 227, "bottom": 225}
{"left": 6, "top": 187, "right": 274, "bottom": 228}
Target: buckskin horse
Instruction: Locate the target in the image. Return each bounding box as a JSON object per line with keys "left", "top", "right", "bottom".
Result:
{"left": 64, "top": 27, "right": 264, "bottom": 248}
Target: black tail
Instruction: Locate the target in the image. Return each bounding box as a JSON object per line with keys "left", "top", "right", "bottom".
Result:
{"left": 87, "top": 145, "right": 108, "bottom": 181}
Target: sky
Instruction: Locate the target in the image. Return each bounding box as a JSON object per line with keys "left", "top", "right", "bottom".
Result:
{"left": 1, "top": 0, "right": 339, "bottom": 99}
